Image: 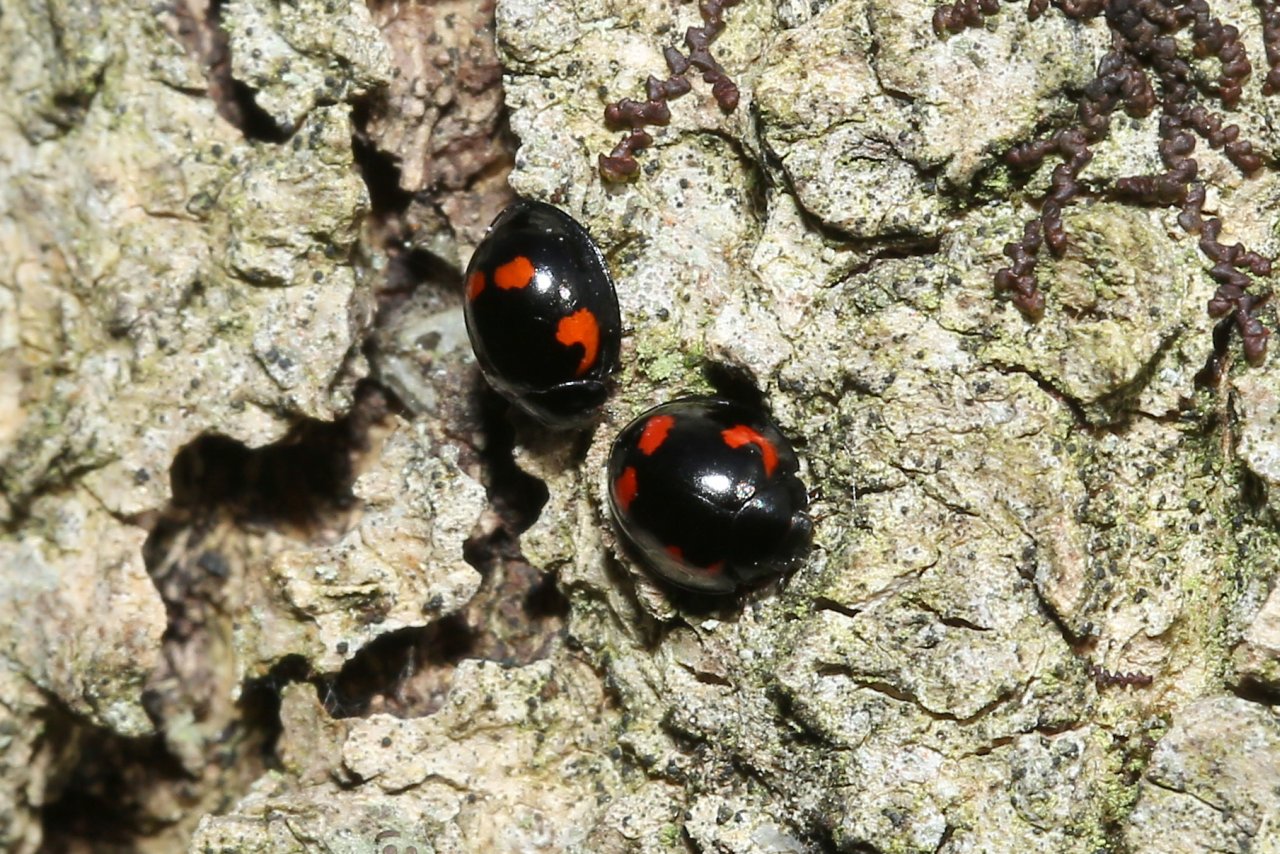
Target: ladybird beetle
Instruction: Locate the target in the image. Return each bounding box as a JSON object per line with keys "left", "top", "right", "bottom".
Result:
{"left": 463, "top": 199, "right": 622, "bottom": 427}
{"left": 607, "top": 397, "right": 812, "bottom": 593}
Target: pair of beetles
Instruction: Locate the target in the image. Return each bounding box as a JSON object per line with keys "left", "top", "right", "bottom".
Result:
{"left": 462, "top": 200, "right": 811, "bottom": 594}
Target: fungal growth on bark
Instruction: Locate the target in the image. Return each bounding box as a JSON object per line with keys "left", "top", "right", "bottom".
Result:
{"left": 1088, "top": 663, "right": 1155, "bottom": 688}
{"left": 935, "top": 0, "right": 1275, "bottom": 366}
{"left": 598, "top": 0, "right": 742, "bottom": 181}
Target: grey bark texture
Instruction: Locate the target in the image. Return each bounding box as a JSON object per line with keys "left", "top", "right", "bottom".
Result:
{"left": 2, "top": 0, "right": 1280, "bottom": 852}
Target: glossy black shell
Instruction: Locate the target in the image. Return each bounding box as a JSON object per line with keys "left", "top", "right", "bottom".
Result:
{"left": 463, "top": 200, "right": 622, "bottom": 427}
{"left": 607, "top": 397, "right": 811, "bottom": 593}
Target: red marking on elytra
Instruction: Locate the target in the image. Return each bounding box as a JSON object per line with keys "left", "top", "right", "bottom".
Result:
{"left": 664, "top": 545, "right": 723, "bottom": 574}
{"left": 614, "top": 466, "right": 638, "bottom": 511}
{"left": 494, "top": 256, "right": 536, "bottom": 289}
{"left": 556, "top": 309, "right": 600, "bottom": 376}
{"left": 721, "top": 424, "right": 778, "bottom": 476}
{"left": 466, "top": 270, "right": 485, "bottom": 300}
{"left": 638, "top": 415, "right": 675, "bottom": 455}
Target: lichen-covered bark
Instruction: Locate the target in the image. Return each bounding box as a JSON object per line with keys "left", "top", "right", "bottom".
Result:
{"left": 3, "top": 0, "right": 1280, "bottom": 852}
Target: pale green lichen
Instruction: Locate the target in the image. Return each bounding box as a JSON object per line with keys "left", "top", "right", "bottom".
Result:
{"left": 0, "top": 0, "right": 395, "bottom": 847}
{"left": 4, "top": 0, "right": 1280, "bottom": 848}
{"left": 223, "top": 0, "right": 392, "bottom": 131}
{"left": 500, "top": 0, "right": 1280, "bottom": 845}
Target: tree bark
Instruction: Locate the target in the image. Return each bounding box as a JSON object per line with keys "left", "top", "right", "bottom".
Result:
{"left": 3, "top": 0, "right": 1280, "bottom": 851}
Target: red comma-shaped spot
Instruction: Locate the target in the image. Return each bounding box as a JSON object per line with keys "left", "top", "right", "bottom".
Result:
{"left": 637, "top": 414, "right": 675, "bottom": 455}
{"left": 466, "top": 271, "right": 485, "bottom": 300}
{"left": 721, "top": 424, "right": 778, "bottom": 476}
{"left": 555, "top": 308, "right": 600, "bottom": 376}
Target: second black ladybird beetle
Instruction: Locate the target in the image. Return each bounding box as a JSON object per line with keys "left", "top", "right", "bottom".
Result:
{"left": 607, "top": 397, "right": 812, "bottom": 593}
{"left": 463, "top": 199, "right": 622, "bottom": 427}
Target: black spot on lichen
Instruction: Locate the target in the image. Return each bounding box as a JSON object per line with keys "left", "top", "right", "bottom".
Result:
{"left": 1088, "top": 662, "right": 1154, "bottom": 687}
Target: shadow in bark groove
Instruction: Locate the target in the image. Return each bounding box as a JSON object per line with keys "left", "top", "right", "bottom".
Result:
{"left": 37, "top": 701, "right": 187, "bottom": 851}
{"left": 320, "top": 618, "right": 477, "bottom": 719}
{"left": 316, "top": 560, "right": 570, "bottom": 720}
{"left": 351, "top": 99, "right": 415, "bottom": 223}
{"left": 169, "top": 0, "right": 292, "bottom": 142}
{"left": 43, "top": 388, "right": 391, "bottom": 850}
{"left": 205, "top": 0, "right": 292, "bottom": 142}
{"left": 36, "top": 654, "right": 311, "bottom": 851}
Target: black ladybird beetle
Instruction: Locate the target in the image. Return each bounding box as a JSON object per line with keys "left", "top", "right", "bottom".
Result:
{"left": 607, "top": 397, "right": 812, "bottom": 593}
{"left": 463, "top": 199, "right": 622, "bottom": 427}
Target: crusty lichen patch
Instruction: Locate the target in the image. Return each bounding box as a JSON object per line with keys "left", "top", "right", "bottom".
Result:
{"left": 0, "top": 0, "right": 392, "bottom": 847}
{"left": 243, "top": 418, "right": 486, "bottom": 676}
{"left": 1234, "top": 582, "right": 1280, "bottom": 689}
{"left": 222, "top": 0, "right": 391, "bottom": 133}
{"left": 0, "top": 491, "right": 164, "bottom": 735}
{"left": 499, "top": 0, "right": 1280, "bottom": 850}
{"left": 193, "top": 658, "right": 640, "bottom": 853}
{"left": 0, "top": 29, "right": 375, "bottom": 522}
{"left": 1126, "top": 697, "right": 1280, "bottom": 852}
{"left": 6, "top": 0, "right": 1280, "bottom": 849}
